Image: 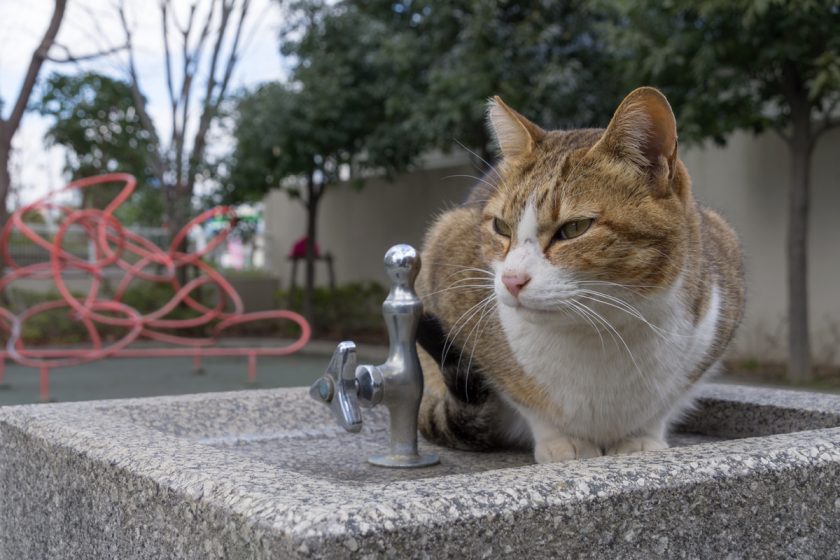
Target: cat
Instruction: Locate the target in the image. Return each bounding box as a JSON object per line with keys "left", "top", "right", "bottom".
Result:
{"left": 416, "top": 87, "right": 745, "bottom": 463}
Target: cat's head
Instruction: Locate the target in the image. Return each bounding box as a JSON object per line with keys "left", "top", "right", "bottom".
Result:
{"left": 482, "top": 87, "right": 693, "bottom": 320}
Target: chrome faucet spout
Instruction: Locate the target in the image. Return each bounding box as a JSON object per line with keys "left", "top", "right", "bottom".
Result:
{"left": 309, "top": 244, "right": 439, "bottom": 468}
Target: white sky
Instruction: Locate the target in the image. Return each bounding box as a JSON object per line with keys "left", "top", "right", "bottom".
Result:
{"left": 0, "top": 0, "right": 287, "bottom": 209}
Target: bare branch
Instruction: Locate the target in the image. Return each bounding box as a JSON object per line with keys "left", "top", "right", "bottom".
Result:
{"left": 174, "top": 1, "right": 215, "bottom": 188}
{"left": 160, "top": 0, "right": 179, "bottom": 143}
{"left": 189, "top": 0, "right": 251, "bottom": 185}
{"left": 1, "top": 0, "right": 67, "bottom": 138}
{"left": 46, "top": 42, "right": 128, "bottom": 64}
{"left": 118, "top": 0, "right": 166, "bottom": 184}
{"left": 213, "top": 0, "right": 250, "bottom": 109}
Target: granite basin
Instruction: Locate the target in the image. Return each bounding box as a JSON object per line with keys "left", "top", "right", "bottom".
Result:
{"left": 1, "top": 383, "right": 840, "bottom": 558}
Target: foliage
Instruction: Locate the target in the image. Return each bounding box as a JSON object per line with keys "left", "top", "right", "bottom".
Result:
{"left": 6, "top": 283, "right": 210, "bottom": 346}
{"left": 606, "top": 0, "right": 840, "bottom": 144}
{"left": 352, "top": 0, "right": 624, "bottom": 162}
{"left": 277, "top": 282, "right": 388, "bottom": 342}
{"left": 220, "top": 0, "right": 624, "bottom": 318}
{"left": 35, "top": 72, "right": 164, "bottom": 225}
{"left": 217, "top": 1, "right": 430, "bottom": 206}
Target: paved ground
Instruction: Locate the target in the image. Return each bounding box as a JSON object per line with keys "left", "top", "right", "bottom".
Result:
{"left": 0, "top": 340, "right": 389, "bottom": 406}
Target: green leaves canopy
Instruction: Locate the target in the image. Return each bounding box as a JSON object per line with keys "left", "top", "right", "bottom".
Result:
{"left": 607, "top": 0, "right": 840, "bottom": 144}
{"left": 222, "top": 0, "right": 624, "bottom": 203}
{"left": 354, "top": 0, "right": 623, "bottom": 158}
{"left": 36, "top": 72, "right": 163, "bottom": 224}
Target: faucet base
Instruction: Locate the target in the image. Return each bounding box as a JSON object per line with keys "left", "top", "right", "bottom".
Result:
{"left": 368, "top": 452, "right": 440, "bottom": 468}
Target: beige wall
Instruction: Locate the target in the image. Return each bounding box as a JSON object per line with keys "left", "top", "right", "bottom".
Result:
{"left": 265, "top": 130, "right": 840, "bottom": 365}
{"left": 264, "top": 163, "right": 474, "bottom": 288}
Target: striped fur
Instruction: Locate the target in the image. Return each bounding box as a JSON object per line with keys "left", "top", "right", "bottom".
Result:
{"left": 417, "top": 88, "right": 745, "bottom": 462}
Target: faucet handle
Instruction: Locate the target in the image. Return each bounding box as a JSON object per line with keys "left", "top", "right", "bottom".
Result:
{"left": 309, "top": 341, "right": 363, "bottom": 433}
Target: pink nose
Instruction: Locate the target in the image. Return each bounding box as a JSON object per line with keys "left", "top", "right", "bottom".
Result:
{"left": 502, "top": 273, "right": 531, "bottom": 297}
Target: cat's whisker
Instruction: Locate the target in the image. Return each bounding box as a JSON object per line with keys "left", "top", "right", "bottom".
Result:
{"left": 453, "top": 139, "right": 504, "bottom": 185}
{"left": 578, "top": 289, "right": 696, "bottom": 340}
{"left": 577, "top": 291, "right": 661, "bottom": 333}
{"left": 441, "top": 293, "right": 497, "bottom": 372}
{"left": 564, "top": 299, "right": 606, "bottom": 353}
{"left": 460, "top": 298, "right": 497, "bottom": 402}
{"left": 421, "top": 276, "right": 494, "bottom": 298}
{"left": 467, "top": 300, "right": 498, "bottom": 402}
{"left": 571, "top": 299, "right": 623, "bottom": 360}
{"left": 425, "top": 261, "right": 495, "bottom": 279}
{"left": 420, "top": 283, "right": 494, "bottom": 300}
{"left": 434, "top": 276, "right": 494, "bottom": 288}
{"left": 443, "top": 174, "right": 498, "bottom": 192}
{"left": 572, "top": 298, "right": 662, "bottom": 397}
{"left": 443, "top": 271, "right": 495, "bottom": 282}
{"left": 577, "top": 280, "right": 659, "bottom": 297}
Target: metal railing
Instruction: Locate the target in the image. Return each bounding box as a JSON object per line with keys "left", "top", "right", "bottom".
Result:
{"left": 4, "top": 223, "right": 170, "bottom": 268}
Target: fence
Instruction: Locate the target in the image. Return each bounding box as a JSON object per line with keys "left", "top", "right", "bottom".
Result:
{"left": 5, "top": 223, "right": 169, "bottom": 269}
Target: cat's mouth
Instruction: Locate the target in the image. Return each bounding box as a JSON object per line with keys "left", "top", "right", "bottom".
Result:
{"left": 501, "top": 293, "right": 586, "bottom": 323}
{"left": 508, "top": 300, "right": 566, "bottom": 317}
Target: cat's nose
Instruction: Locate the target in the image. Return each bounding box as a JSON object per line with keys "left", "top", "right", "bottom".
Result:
{"left": 502, "top": 272, "right": 531, "bottom": 297}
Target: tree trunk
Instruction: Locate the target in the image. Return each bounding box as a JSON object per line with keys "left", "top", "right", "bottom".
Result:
{"left": 0, "top": 138, "right": 10, "bottom": 239}
{"left": 167, "top": 183, "right": 193, "bottom": 286}
{"left": 303, "top": 176, "right": 321, "bottom": 325}
{"left": 787, "top": 108, "right": 814, "bottom": 382}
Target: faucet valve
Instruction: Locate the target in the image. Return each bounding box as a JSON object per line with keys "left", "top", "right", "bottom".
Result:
{"left": 309, "top": 341, "right": 362, "bottom": 433}
{"left": 309, "top": 244, "right": 439, "bottom": 468}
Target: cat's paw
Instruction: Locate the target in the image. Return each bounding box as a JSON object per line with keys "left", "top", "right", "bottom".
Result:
{"left": 534, "top": 436, "right": 602, "bottom": 463}
{"left": 606, "top": 436, "right": 668, "bottom": 456}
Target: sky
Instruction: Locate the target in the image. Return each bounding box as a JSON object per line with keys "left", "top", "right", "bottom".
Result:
{"left": 0, "top": 0, "right": 287, "bottom": 208}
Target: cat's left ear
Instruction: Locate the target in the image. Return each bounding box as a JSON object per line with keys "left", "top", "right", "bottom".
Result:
{"left": 595, "top": 87, "right": 678, "bottom": 192}
{"left": 487, "top": 96, "right": 545, "bottom": 161}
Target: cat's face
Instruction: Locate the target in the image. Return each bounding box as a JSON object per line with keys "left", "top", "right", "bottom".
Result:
{"left": 482, "top": 88, "right": 692, "bottom": 320}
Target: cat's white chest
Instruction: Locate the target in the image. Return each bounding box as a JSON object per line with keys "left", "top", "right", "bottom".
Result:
{"left": 497, "top": 284, "right": 720, "bottom": 445}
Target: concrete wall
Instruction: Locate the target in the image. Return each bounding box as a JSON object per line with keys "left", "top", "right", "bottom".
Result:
{"left": 264, "top": 131, "right": 840, "bottom": 365}
{"left": 264, "top": 161, "right": 474, "bottom": 289}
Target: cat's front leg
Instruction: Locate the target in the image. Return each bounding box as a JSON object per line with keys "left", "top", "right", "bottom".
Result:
{"left": 535, "top": 435, "right": 603, "bottom": 463}
{"left": 525, "top": 412, "right": 602, "bottom": 463}
{"left": 605, "top": 419, "right": 668, "bottom": 456}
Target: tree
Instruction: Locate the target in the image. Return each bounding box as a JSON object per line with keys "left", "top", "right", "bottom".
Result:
{"left": 0, "top": 0, "right": 68, "bottom": 233}
{"left": 35, "top": 72, "right": 163, "bottom": 225}
{"left": 609, "top": 0, "right": 840, "bottom": 381}
{"left": 354, "top": 0, "right": 623, "bottom": 169}
{"left": 117, "top": 0, "right": 252, "bottom": 237}
{"left": 221, "top": 0, "right": 425, "bottom": 319}
{"left": 0, "top": 1, "right": 126, "bottom": 237}
{"left": 221, "top": 0, "right": 622, "bottom": 319}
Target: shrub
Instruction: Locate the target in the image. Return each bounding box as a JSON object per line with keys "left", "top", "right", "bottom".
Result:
{"left": 4, "top": 282, "right": 213, "bottom": 346}
{"left": 277, "top": 282, "right": 388, "bottom": 343}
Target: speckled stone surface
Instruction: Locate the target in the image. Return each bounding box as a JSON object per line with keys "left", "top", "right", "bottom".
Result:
{"left": 1, "top": 383, "right": 839, "bottom": 559}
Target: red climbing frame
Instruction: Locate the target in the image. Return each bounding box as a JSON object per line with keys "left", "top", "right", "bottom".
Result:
{"left": 0, "top": 173, "right": 311, "bottom": 401}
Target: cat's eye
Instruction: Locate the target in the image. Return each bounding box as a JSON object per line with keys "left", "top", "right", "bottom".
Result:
{"left": 555, "top": 218, "right": 594, "bottom": 241}
{"left": 492, "top": 217, "right": 512, "bottom": 237}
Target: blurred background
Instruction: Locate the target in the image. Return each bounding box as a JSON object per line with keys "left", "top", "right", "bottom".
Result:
{"left": 1, "top": 0, "right": 839, "bottom": 402}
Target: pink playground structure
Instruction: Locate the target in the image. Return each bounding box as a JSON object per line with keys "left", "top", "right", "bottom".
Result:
{"left": 0, "top": 173, "right": 311, "bottom": 401}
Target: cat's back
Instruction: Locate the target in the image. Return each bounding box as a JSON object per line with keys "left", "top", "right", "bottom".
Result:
{"left": 696, "top": 204, "right": 745, "bottom": 350}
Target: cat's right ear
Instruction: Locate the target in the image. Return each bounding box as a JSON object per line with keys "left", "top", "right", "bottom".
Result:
{"left": 487, "top": 96, "right": 545, "bottom": 161}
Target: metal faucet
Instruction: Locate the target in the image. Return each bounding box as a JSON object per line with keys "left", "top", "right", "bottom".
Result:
{"left": 309, "top": 244, "right": 439, "bottom": 468}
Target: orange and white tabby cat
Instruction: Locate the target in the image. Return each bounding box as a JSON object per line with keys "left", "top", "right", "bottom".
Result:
{"left": 416, "top": 87, "right": 744, "bottom": 463}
